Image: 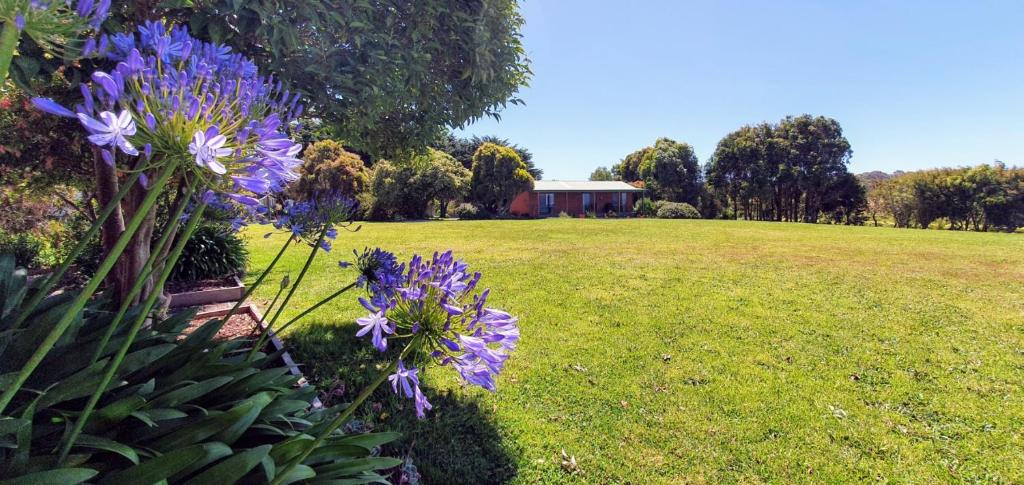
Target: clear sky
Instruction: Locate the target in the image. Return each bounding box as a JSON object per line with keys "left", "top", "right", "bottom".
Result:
{"left": 457, "top": 0, "right": 1024, "bottom": 180}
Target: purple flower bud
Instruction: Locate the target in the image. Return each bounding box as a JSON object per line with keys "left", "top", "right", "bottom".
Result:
{"left": 14, "top": 14, "right": 25, "bottom": 32}
{"left": 31, "top": 98, "right": 76, "bottom": 118}
{"left": 100, "top": 149, "right": 114, "bottom": 167}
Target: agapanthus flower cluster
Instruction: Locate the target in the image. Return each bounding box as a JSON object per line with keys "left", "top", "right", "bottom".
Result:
{"left": 355, "top": 250, "right": 519, "bottom": 418}
{"left": 30, "top": 20, "right": 303, "bottom": 206}
{"left": 341, "top": 247, "right": 405, "bottom": 307}
{"left": 273, "top": 193, "right": 357, "bottom": 252}
{"left": 5, "top": 0, "right": 109, "bottom": 49}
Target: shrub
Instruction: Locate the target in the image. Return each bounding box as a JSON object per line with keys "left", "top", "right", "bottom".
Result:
{"left": 289, "top": 140, "right": 370, "bottom": 201}
{"left": 656, "top": 202, "right": 701, "bottom": 219}
{"left": 585, "top": 211, "right": 597, "bottom": 219}
{"left": 0, "top": 230, "right": 45, "bottom": 268}
{"left": 558, "top": 211, "right": 571, "bottom": 218}
{"left": 451, "top": 203, "right": 488, "bottom": 220}
{"left": 634, "top": 197, "right": 656, "bottom": 217}
{"left": 0, "top": 257, "right": 402, "bottom": 484}
{"left": 171, "top": 225, "right": 249, "bottom": 282}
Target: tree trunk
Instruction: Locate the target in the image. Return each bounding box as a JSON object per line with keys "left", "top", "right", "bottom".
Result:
{"left": 94, "top": 150, "right": 159, "bottom": 307}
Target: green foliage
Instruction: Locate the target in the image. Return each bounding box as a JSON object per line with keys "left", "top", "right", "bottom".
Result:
{"left": 368, "top": 149, "right": 471, "bottom": 220}
{"left": 289, "top": 140, "right": 369, "bottom": 201}
{"left": 163, "top": 1, "right": 531, "bottom": 159}
{"left": 706, "top": 115, "right": 859, "bottom": 222}
{"left": 589, "top": 166, "right": 615, "bottom": 181}
{"left": 171, "top": 225, "right": 248, "bottom": 282}
{"left": 633, "top": 197, "right": 656, "bottom": 217}
{"left": 433, "top": 134, "right": 543, "bottom": 180}
{"left": 864, "top": 164, "right": 1024, "bottom": 231}
{"left": 0, "top": 254, "right": 401, "bottom": 483}
{"left": 557, "top": 211, "right": 571, "bottom": 218}
{"left": 0, "top": 230, "right": 44, "bottom": 268}
{"left": 450, "top": 203, "right": 487, "bottom": 220}
{"left": 612, "top": 147, "right": 651, "bottom": 183}
{"left": 655, "top": 201, "right": 701, "bottom": 219}
{"left": 638, "top": 138, "right": 702, "bottom": 204}
{"left": 469, "top": 143, "right": 534, "bottom": 215}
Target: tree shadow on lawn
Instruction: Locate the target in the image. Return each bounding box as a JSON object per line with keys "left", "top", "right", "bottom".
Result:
{"left": 285, "top": 320, "right": 520, "bottom": 484}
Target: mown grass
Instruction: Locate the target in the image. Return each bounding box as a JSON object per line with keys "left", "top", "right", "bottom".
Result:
{"left": 242, "top": 219, "right": 1024, "bottom": 484}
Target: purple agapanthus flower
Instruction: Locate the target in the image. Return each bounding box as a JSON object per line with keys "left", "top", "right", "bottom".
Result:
{"left": 77, "top": 110, "right": 138, "bottom": 156}
{"left": 29, "top": 20, "right": 303, "bottom": 213}
{"left": 189, "top": 127, "right": 232, "bottom": 174}
{"left": 272, "top": 193, "right": 357, "bottom": 251}
{"left": 356, "top": 311, "right": 393, "bottom": 352}
{"left": 388, "top": 361, "right": 432, "bottom": 419}
{"left": 354, "top": 249, "right": 519, "bottom": 418}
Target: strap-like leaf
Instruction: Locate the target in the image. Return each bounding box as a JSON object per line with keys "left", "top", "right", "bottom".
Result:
{"left": 0, "top": 467, "right": 98, "bottom": 485}
{"left": 312, "top": 457, "right": 403, "bottom": 480}
{"left": 72, "top": 434, "right": 140, "bottom": 464}
{"left": 96, "top": 443, "right": 210, "bottom": 485}
{"left": 182, "top": 445, "right": 271, "bottom": 484}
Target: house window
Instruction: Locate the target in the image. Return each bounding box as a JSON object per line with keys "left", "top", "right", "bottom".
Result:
{"left": 539, "top": 192, "right": 555, "bottom": 215}
{"left": 618, "top": 193, "right": 628, "bottom": 212}
{"left": 582, "top": 193, "right": 594, "bottom": 213}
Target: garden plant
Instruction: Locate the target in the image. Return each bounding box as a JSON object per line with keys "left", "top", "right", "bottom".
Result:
{"left": 0, "top": 14, "right": 518, "bottom": 484}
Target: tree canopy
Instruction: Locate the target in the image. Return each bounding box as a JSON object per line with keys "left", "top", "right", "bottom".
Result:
{"left": 11, "top": 1, "right": 531, "bottom": 160}
{"left": 706, "top": 115, "right": 860, "bottom": 222}
{"left": 638, "top": 138, "right": 702, "bottom": 205}
{"left": 434, "top": 133, "right": 542, "bottom": 179}
{"left": 469, "top": 142, "right": 534, "bottom": 214}
{"left": 589, "top": 166, "right": 614, "bottom": 181}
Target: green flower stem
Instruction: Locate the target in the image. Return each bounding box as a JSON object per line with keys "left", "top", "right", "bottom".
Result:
{"left": 271, "top": 358, "right": 401, "bottom": 485}
{"left": 0, "top": 163, "right": 176, "bottom": 415}
{"left": 219, "top": 236, "right": 293, "bottom": 324}
{"left": 251, "top": 281, "right": 357, "bottom": 354}
{"left": 88, "top": 178, "right": 198, "bottom": 364}
{"left": 250, "top": 283, "right": 286, "bottom": 335}
{"left": 0, "top": 20, "right": 19, "bottom": 81}
{"left": 9, "top": 170, "right": 142, "bottom": 332}
{"left": 247, "top": 228, "right": 328, "bottom": 360}
{"left": 57, "top": 199, "right": 207, "bottom": 464}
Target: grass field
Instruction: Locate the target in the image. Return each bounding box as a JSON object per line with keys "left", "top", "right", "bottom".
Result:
{"left": 242, "top": 219, "right": 1024, "bottom": 483}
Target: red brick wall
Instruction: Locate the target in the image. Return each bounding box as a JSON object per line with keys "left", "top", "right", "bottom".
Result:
{"left": 509, "top": 191, "right": 640, "bottom": 217}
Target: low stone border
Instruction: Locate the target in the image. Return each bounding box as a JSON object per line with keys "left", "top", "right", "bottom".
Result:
{"left": 193, "top": 302, "right": 323, "bottom": 409}
{"left": 169, "top": 275, "right": 245, "bottom": 308}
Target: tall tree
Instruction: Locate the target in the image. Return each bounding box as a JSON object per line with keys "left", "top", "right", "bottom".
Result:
{"left": 706, "top": 115, "right": 857, "bottom": 223}
{"left": 469, "top": 142, "right": 534, "bottom": 214}
{"left": 589, "top": 166, "right": 614, "bottom": 181}
{"left": 612, "top": 147, "right": 650, "bottom": 183}
{"left": 433, "top": 133, "right": 542, "bottom": 179}
{"left": 638, "top": 138, "right": 702, "bottom": 205}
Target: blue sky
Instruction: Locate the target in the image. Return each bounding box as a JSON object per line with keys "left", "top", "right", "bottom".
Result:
{"left": 457, "top": 0, "right": 1024, "bottom": 180}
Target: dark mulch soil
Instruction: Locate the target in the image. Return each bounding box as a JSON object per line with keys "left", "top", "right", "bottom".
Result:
{"left": 166, "top": 276, "right": 239, "bottom": 294}
{"left": 182, "top": 311, "right": 262, "bottom": 341}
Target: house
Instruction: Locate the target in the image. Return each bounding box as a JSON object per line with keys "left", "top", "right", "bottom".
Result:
{"left": 509, "top": 180, "right": 645, "bottom": 217}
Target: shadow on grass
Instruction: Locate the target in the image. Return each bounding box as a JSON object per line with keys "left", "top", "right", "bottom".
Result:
{"left": 285, "top": 320, "right": 519, "bottom": 485}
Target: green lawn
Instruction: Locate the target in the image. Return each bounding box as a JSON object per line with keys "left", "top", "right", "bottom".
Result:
{"left": 242, "top": 219, "right": 1024, "bottom": 483}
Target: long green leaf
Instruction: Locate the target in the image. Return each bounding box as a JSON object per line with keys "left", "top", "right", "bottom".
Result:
{"left": 96, "top": 443, "right": 209, "bottom": 485}
{"left": 0, "top": 468, "right": 97, "bottom": 485}
{"left": 312, "top": 458, "right": 402, "bottom": 480}
{"left": 150, "top": 375, "right": 234, "bottom": 408}
{"left": 182, "top": 445, "right": 271, "bottom": 484}
{"left": 72, "top": 434, "right": 140, "bottom": 464}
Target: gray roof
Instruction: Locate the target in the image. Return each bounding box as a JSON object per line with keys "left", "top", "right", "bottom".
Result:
{"left": 532, "top": 180, "right": 644, "bottom": 192}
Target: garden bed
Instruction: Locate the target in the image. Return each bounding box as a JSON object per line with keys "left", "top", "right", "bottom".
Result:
{"left": 187, "top": 303, "right": 315, "bottom": 402}
{"left": 168, "top": 275, "right": 245, "bottom": 308}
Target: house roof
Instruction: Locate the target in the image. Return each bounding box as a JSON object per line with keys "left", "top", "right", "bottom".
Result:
{"left": 532, "top": 180, "right": 644, "bottom": 192}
